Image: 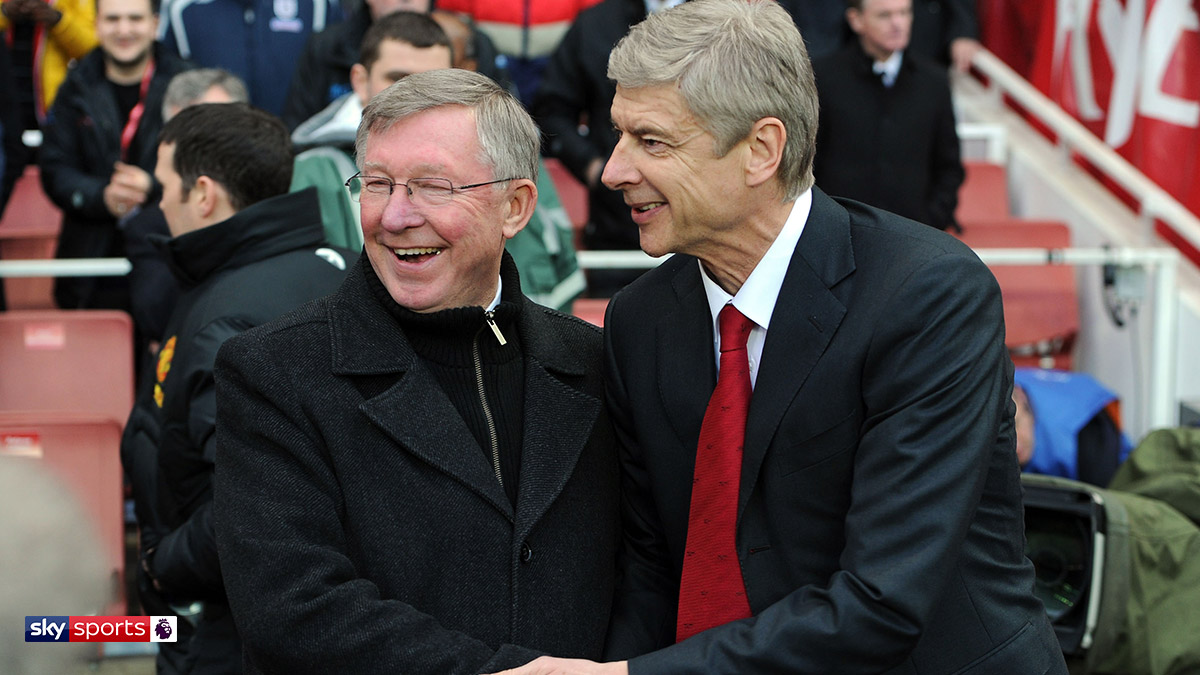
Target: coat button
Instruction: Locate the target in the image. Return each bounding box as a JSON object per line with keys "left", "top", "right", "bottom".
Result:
{"left": 520, "top": 542, "right": 533, "bottom": 564}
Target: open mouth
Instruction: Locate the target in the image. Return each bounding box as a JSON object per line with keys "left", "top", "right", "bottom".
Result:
{"left": 393, "top": 247, "right": 442, "bottom": 263}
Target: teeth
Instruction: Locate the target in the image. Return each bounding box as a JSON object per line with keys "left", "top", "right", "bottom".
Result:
{"left": 636, "top": 203, "right": 663, "bottom": 212}
{"left": 393, "top": 247, "right": 441, "bottom": 256}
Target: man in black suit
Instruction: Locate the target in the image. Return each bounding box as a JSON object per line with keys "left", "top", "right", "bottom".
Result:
{"left": 493, "top": 1, "right": 1065, "bottom": 673}
{"left": 812, "top": 0, "right": 964, "bottom": 232}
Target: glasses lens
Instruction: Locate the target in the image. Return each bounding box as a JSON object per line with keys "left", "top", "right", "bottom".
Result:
{"left": 409, "top": 178, "right": 455, "bottom": 207}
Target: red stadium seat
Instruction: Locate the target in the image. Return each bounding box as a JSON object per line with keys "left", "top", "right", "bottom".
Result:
{"left": 544, "top": 158, "right": 589, "bottom": 232}
{"left": 0, "top": 310, "right": 136, "bottom": 618}
{"left": 0, "top": 166, "right": 62, "bottom": 309}
{"left": 0, "top": 413, "right": 126, "bottom": 616}
{"left": 957, "top": 220, "right": 1078, "bottom": 369}
{"left": 572, "top": 297, "right": 609, "bottom": 327}
{"left": 957, "top": 161, "right": 1011, "bottom": 226}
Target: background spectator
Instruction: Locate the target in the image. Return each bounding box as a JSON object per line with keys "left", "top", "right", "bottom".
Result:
{"left": 0, "top": 0, "right": 97, "bottom": 129}
{"left": 435, "top": 0, "right": 602, "bottom": 106}
{"left": 156, "top": 0, "right": 341, "bottom": 116}
{"left": 38, "top": 0, "right": 191, "bottom": 312}
{"left": 812, "top": 0, "right": 964, "bottom": 231}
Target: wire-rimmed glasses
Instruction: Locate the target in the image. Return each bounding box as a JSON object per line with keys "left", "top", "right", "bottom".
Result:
{"left": 344, "top": 173, "right": 516, "bottom": 207}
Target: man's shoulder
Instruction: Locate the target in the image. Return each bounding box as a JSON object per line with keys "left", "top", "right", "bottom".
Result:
{"left": 217, "top": 295, "right": 334, "bottom": 362}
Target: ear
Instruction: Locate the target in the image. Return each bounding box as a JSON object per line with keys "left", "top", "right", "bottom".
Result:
{"left": 350, "top": 63, "right": 370, "bottom": 107}
{"left": 744, "top": 117, "right": 786, "bottom": 189}
{"left": 500, "top": 179, "right": 537, "bottom": 240}
{"left": 193, "top": 175, "right": 230, "bottom": 222}
{"left": 846, "top": 7, "right": 864, "bottom": 35}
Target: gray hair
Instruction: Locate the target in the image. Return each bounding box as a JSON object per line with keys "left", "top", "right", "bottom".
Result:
{"left": 355, "top": 69, "right": 539, "bottom": 182}
{"left": 162, "top": 69, "right": 250, "bottom": 120}
{"left": 607, "top": 0, "right": 817, "bottom": 198}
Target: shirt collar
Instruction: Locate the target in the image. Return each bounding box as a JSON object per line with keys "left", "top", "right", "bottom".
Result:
{"left": 700, "top": 189, "right": 813, "bottom": 332}
{"left": 872, "top": 50, "right": 904, "bottom": 86}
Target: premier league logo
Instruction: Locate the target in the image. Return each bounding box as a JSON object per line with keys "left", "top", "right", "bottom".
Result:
{"left": 154, "top": 619, "right": 173, "bottom": 641}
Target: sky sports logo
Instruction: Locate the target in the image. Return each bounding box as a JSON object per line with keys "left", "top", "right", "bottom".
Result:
{"left": 26, "top": 616, "right": 178, "bottom": 643}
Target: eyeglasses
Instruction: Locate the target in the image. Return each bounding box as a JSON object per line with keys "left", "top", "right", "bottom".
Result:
{"left": 344, "top": 173, "right": 516, "bottom": 207}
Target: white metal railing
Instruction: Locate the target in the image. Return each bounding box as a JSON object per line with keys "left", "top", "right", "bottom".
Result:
{"left": 2, "top": 246, "right": 1179, "bottom": 432}
{"left": 579, "top": 247, "right": 1179, "bottom": 433}
{"left": 969, "top": 49, "right": 1200, "bottom": 254}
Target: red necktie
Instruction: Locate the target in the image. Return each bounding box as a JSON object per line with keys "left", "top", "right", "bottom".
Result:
{"left": 676, "top": 304, "right": 754, "bottom": 643}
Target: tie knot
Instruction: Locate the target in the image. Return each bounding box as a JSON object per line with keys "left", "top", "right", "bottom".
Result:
{"left": 717, "top": 305, "right": 753, "bottom": 353}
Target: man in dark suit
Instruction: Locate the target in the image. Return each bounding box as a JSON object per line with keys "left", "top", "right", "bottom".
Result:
{"left": 492, "top": 1, "right": 1066, "bottom": 674}
{"left": 212, "top": 69, "right": 619, "bottom": 674}
{"left": 813, "top": 0, "right": 964, "bottom": 233}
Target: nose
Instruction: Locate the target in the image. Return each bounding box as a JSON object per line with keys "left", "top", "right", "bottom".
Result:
{"left": 601, "top": 137, "right": 638, "bottom": 191}
{"left": 377, "top": 188, "right": 423, "bottom": 232}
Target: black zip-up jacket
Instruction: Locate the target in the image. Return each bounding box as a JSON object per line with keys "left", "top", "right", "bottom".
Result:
{"left": 38, "top": 44, "right": 191, "bottom": 308}
{"left": 120, "top": 188, "right": 353, "bottom": 673}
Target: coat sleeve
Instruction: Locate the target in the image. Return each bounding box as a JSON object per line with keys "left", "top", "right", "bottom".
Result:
{"left": 281, "top": 32, "right": 326, "bottom": 131}
{"left": 617, "top": 252, "right": 1015, "bottom": 674}
{"left": 48, "top": 0, "right": 99, "bottom": 59}
{"left": 532, "top": 21, "right": 603, "bottom": 183}
{"left": 212, "top": 332, "right": 543, "bottom": 674}
{"left": 38, "top": 77, "right": 110, "bottom": 218}
{"left": 924, "top": 72, "right": 964, "bottom": 231}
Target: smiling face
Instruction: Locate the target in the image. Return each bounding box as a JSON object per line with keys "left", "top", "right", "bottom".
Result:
{"left": 95, "top": 0, "right": 158, "bottom": 74}
{"left": 847, "top": 0, "right": 913, "bottom": 62}
{"left": 359, "top": 106, "right": 531, "bottom": 312}
{"left": 602, "top": 84, "right": 750, "bottom": 259}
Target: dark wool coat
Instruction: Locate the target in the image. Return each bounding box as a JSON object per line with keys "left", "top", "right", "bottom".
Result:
{"left": 813, "top": 45, "right": 965, "bottom": 232}
{"left": 212, "top": 257, "right": 620, "bottom": 674}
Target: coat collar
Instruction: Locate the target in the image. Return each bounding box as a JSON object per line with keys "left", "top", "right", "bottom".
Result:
{"left": 330, "top": 253, "right": 598, "bottom": 525}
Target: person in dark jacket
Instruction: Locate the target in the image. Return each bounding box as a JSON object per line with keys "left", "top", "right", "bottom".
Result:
{"left": 812, "top": 0, "right": 964, "bottom": 232}
{"left": 38, "top": 0, "right": 191, "bottom": 311}
{"left": 212, "top": 68, "right": 619, "bottom": 674}
{"left": 120, "top": 102, "right": 352, "bottom": 675}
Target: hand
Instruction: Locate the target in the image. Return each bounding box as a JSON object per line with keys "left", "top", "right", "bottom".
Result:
{"left": 487, "top": 656, "right": 628, "bottom": 675}
{"left": 585, "top": 157, "right": 605, "bottom": 190}
{"left": 104, "top": 163, "right": 152, "bottom": 217}
{"left": 950, "top": 38, "right": 982, "bottom": 73}
{"left": 1, "top": 0, "right": 62, "bottom": 25}
{"left": 112, "top": 161, "right": 154, "bottom": 195}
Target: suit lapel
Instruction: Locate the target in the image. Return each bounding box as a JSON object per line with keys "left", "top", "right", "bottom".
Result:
{"left": 657, "top": 261, "right": 718, "bottom": 463}
{"left": 740, "top": 189, "right": 855, "bottom": 518}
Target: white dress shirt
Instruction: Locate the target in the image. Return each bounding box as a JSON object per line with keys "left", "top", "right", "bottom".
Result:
{"left": 700, "top": 189, "right": 813, "bottom": 389}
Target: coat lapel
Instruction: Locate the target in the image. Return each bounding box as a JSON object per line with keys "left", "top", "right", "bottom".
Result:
{"left": 329, "top": 262, "right": 514, "bottom": 519}
{"left": 740, "top": 189, "right": 855, "bottom": 518}
{"left": 513, "top": 347, "right": 599, "bottom": 543}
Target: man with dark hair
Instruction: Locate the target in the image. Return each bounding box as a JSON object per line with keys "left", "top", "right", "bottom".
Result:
{"left": 120, "top": 102, "right": 352, "bottom": 675}
{"left": 38, "top": 0, "right": 190, "bottom": 311}
{"left": 213, "top": 68, "right": 617, "bottom": 674}
{"left": 812, "top": 0, "right": 965, "bottom": 232}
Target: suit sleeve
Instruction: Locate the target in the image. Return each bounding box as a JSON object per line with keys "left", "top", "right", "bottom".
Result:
{"left": 602, "top": 293, "right": 680, "bottom": 659}
{"left": 212, "top": 333, "right": 542, "bottom": 675}
{"left": 925, "top": 74, "right": 964, "bottom": 231}
{"left": 622, "top": 252, "right": 1013, "bottom": 674}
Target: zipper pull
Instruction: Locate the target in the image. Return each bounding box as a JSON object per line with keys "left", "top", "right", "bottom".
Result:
{"left": 484, "top": 311, "right": 507, "bottom": 346}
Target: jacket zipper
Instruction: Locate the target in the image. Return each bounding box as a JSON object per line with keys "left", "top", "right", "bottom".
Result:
{"left": 474, "top": 310, "right": 507, "bottom": 489}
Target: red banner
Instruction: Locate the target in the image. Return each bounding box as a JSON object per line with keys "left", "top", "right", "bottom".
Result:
{"left": 986, "top": 0, "right": 1200, "bottom": 253}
